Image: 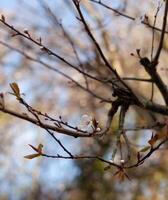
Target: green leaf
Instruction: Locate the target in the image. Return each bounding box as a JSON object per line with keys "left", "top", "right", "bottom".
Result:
{"left": 139, "top": 146, "right": 150, "bottom": 152}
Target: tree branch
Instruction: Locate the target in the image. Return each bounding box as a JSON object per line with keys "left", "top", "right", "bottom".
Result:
{"left": 153, "top": 0, "right": 168, "bottom": 64}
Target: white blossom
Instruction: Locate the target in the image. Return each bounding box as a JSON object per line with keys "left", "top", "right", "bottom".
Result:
{"left": 109, "top": 159, "right": 114, "bottom": 164}
{"left": 77, "top": 114, "right": 101, "bottom": 133}
{"left": 120, "top": 160, "right": 125, "bottom": 164}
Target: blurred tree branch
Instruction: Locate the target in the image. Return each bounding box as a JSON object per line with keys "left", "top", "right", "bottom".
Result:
{"left": 0, "top": 0, "right": 168, "bottom": 176}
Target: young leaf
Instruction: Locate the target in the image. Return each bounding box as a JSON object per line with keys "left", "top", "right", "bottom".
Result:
{"left": 24, "top": 153, "right": 41, "bottom": 159}
{"left": 137, "top": 152, "right": 141, "bottom": 161}
{"left": 1, "top": 15, "right": 5, "bottom": 22}
{"left": 28, "top": 144, "right": 39, "bottom": 152}
{"left": 10, "top": 82, "right": 20, "bottom": 99}
{"left": 104, "top": 165, "right": 111, "bottom": 171}
{"left": 148, "top": 136, "right": 158, "bottom": 146}
{"left": 92, "top": 117, "right": 98, "bottom": 129}
{"left": 114, "top": 169, "right": 130, "bottom": 182}
{"left": 139, "top": 146, "right": 151, "bottom": 152}
{"left": 0, "top": 93, "right": 5, "bottom": 109}
{"left": 37, "top": 144, "right": 43, "bottom": 154}
{"left": 28, "top": 143, "right": 44, "bottom": 154}
{"left": 148, "top": 132, "right": 164, "bottom": 147}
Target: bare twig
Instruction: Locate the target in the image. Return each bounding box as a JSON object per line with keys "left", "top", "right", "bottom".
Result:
{"left": 40, "top": 0, "right": 89, "bottom": 88}
{"left": 153, "top": 0, "right": 168, "bottom": 65}
{"left": 151, "top": 2, "right": 162, "bottom": 60}
{"left": 126, "top": 138, "right": 168, "bottom": 169}
{"left": 122, "top": 77, "right": 152, "bottom": 82}
{"left": 140, "top": 57, "right": 168, "bottom": 105}
{"left": 41, "top": 153, "right": 120, "bottom": 168}
{"left": 0, "top": 41, "right": 111, "bottom": 103}
{"left": 90, "top": 0, "right": 168, "bottom": 34}
{"left": 0, "top": 18, "right": 107, "bottom": 85}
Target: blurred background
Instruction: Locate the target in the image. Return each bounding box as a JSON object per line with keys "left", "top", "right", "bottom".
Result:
{"left": 1, "top": 0, "right": 168, "bottom": 199}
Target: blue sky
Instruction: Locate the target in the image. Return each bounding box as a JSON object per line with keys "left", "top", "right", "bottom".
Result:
{"left": 0, "top": 1, "right": 80, "bottom": 198}
{"left": 0, "top": 0, "right": 146, "bottom": 199}
{"left": 0, "top": 0, "right": 16, "bottom": 9}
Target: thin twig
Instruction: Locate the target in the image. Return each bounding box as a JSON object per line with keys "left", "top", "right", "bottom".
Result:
{"left": 90, "top": 0, "right": 168, "bottom": 34}
{"left": 151, "top": 1, "right": 162, "bottom": 60}
{"left": 153, "top": 0, "right": 168, "bottom": 65}
{"left": 126, "top": 138, "right": 168, "bottom": 169}
{"left": 122, "top": 77, "right": 152, "bottom": 82}
{"left": 0, "top": 18, "right": 107, "bottom": 85}
{"left": 0, "top": 41, "right": 111, "bottom": 103}
{"left": 41, "top": 153, "right": 120, "bottom": 168}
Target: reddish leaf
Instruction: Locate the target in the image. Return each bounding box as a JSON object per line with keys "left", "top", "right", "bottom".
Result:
{"left": 92, "top": 117, "right": 98, "bottom": 129}
{"left": 148, "top": 135, "right": 158, "bottom": 146}
{"left": 148, "top": 132, "right": 165, "bottom": 146}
